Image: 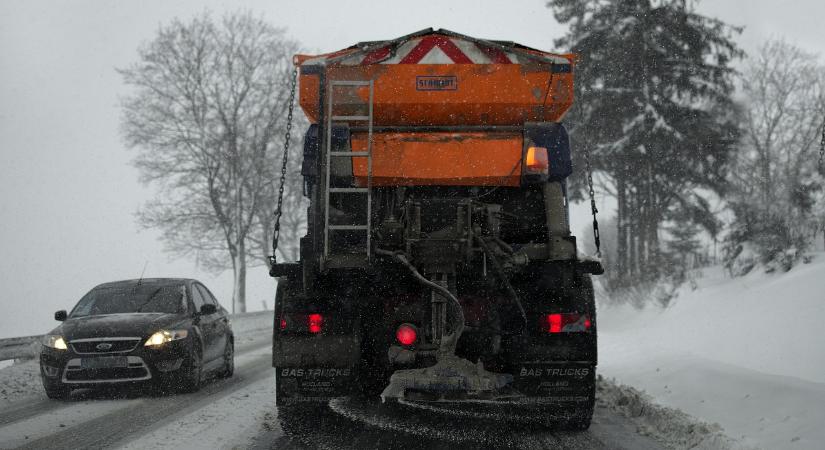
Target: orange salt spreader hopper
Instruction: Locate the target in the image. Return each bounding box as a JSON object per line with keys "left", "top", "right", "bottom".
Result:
{"left": 293, "top": 28, "right": 575, "bottom": 187}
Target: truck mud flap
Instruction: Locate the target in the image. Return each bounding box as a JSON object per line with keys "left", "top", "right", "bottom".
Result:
{"left": 511, "top": 362, "right": 595, "bottom": 411}
{"left": 276, "top": 366, "right": 356, "bottom": 406}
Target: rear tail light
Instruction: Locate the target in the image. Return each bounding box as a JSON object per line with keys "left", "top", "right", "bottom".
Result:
{"left": 308, "top": 314, "right": 323, "bottom": 334}
{"left": 279, "top": 313, "right": 325, "bottom": 334}
{"left": 541, "top": 313, "right": 592, "bottom": 333}
{"left": 395, "top": 323, "right": 418, "bottom": 346}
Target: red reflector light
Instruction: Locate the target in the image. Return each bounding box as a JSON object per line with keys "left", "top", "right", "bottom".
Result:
{"left": 395, "top": 323, "right": 418, "bottom": 346}
{"left": 542, "top": 313, "right": 591, "bottom": 333}
{"left": 280, "top": 313, "right": 327, "bottom": 334}
{"left": 547, "top": 313, "right": 563, "bottom": 333}
{"left": 307, "top": 314, "right": 323, "bottom": 334}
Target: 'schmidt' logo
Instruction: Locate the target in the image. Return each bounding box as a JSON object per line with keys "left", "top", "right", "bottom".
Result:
{"left": 96, "top": 343, "right": 113, "bottom": 351}
{"left": 416, "top": 76, "right": 458, "bottom": 91}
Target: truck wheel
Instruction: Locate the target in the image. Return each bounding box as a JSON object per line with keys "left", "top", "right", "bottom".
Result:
{"left": 356, "top": 354, "right": 390, "bottom": 398}
{"left": 567, "top": 415, "right": 593, "bottom": 431}
{"left": 562, "top": 273, "right": 596, "bottom": 430}
{"left": 563, "top": 372, "right": 595, "bottom": 431}
{"left": 277, "top": 403, "right": 324, "bottom": 439}
{"left": 537, "top": 370, "right": 595, "bottom": 431}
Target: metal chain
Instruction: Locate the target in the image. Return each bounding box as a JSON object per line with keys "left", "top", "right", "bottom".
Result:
{"left": 583, "top": 145, "right": 601, "bottom": 258}
{"left": 819, "top": 117, "right": 825, "bottom": 171}
{"left": 270, "top": 67, "right": 298, "bottom": 263}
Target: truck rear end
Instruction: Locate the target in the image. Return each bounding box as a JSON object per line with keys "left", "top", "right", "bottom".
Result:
{"left": 270, "top": 28, "right": 601, "bottom": 429}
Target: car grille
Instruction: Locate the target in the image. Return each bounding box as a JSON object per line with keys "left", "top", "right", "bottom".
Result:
{"left": 70, "top": 338, "right": 141, "bottom": 354}
{"left": 65, "top": 367, "right": 150, "bottom": 381}
{"left": 63, "top": 356, "right": 151, "bottom": 383}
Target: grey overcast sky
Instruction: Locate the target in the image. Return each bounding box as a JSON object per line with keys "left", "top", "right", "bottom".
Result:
{"left": 1, "top": 0, "right": 823, "bottom": 338}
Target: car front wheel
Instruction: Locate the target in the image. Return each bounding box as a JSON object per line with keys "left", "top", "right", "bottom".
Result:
{"left": 219, "top": 339, "right": 234, "bottom": 378}
{"left": 178, "top": 342, "right": 202, "bottom": 393}
{"left": 43, "top": 379, "right": 71, "bottom": 400}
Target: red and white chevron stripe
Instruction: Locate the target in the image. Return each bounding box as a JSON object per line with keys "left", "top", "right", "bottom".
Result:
{"left": 357, "top": 35, "right": 513, "bottom": 65}
{"left": 300, "top": 33, "right": 569, "bottom": 66}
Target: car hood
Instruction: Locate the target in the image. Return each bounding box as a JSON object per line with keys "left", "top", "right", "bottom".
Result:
{"left": 58, "top": 313, "right": 188, "bottom": 340}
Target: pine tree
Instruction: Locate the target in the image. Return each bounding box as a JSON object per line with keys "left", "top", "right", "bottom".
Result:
{"left": 666, "top": 218, "right": 701, "bottom": 268}
{"left": 548, "top": 0, "right": 741, "bottom": 285}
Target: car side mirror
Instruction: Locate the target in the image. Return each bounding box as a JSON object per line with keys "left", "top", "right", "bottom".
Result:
{"left": 55, "top": 310, "right": 67, "bottom": 321}
{"left": 200, "top": 304, "right": 217, "bottom": 315}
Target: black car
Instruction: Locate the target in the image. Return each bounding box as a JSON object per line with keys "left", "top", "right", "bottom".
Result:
{"left": 39, "top": 278, "right": 234, "bottom": 399}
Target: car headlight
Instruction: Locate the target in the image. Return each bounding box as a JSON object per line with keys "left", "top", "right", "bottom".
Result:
{"left": 43, "top": 335, "right": 68, "bottom": 350}
{"left": 144, "top": 330, "right": 189, "bottom": 347}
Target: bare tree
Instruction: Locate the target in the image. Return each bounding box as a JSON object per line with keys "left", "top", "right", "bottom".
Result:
{"left": 740, "top": 40, "right": 823, "bottom": 210}
{"left": 725, "top": 39, "right": 825, "bottom": 270}
{"left": 739, "top": 42, "right": 824, "bottom": 228}
{"left": 120, "top": 12, "right": 299, "bottom": 312}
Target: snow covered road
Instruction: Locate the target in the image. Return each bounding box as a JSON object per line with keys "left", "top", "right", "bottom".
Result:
{"left": 0, "top": 310, "right": 729, "bottom": 450}
{"left": 0, "top": 331, "right": 272, "bottom": 449}
{"left": 250, "top": 387, "right": 670, "bottom": 450}
{"left": 0, "top": 331, "right": 674, "bottom": 450}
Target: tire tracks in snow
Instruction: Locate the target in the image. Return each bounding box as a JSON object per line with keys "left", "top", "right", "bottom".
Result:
{"left": 3, "top": 334, "right": 273, "bottom": 450}
{"left": 252, "top": 395, "right": 665, "bottom": 450}
{"left": 0, "top": 399, "right": 62, "bottom": 427}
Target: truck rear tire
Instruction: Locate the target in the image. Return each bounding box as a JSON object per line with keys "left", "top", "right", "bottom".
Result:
{"left": 355, "top": 334, "right": 390, "bottom": 398}
{"left": 277, "top": 403, "right": 322, "bottom": 439}
{"left": 568, "top": 415, "right": 593, "bottom": 431}
{"left": 563, "top": 370, "right": 595, "bottom": 431}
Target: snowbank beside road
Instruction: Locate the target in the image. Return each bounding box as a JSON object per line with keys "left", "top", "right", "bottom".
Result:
{"left": 0, "top": 359, "right": 42, "bottom": 406}
{"left": 598, "top": 254, "right": 825, "bottom": 449}
{"left": 596, "top": 376, "right": 742, "bottom": 450}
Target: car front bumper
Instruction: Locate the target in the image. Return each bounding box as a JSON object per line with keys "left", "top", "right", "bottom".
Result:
{"left": 40, "top": 337, "right": 193, "bottom": 385}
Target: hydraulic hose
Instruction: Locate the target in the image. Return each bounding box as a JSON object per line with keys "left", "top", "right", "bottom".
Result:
{"left": 375, "top": 248, "right": 465, "bottom": 356}
{"left": 475, "top": 236, "right": 527, "bottom": 323}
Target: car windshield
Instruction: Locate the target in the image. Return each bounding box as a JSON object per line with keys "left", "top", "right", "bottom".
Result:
{"left": 70, "top": 284, "right": 187, "bottom": 317}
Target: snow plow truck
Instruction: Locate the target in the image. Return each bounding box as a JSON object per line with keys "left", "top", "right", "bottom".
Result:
{"left": 270, "top": 28, "right": 603, "bottom": 430}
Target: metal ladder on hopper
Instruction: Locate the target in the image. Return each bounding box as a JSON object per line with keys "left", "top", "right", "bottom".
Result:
{"left": 323, "top": 80, "right": 374, "bottom": 269}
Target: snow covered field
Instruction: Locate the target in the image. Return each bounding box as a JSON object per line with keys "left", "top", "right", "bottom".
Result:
{"left": 598, "top": 253, "right": 825, "bottom": 449}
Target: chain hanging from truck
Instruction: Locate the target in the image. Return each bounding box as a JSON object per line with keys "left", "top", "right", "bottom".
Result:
{"left": 583, "top": 144, "right": 601, "bottom": 258}
{"left": 819, "top": 117, "right": 825, "bottom": 171}
{"left": 270, "top": 67, "right": 298, "bottom": 264}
